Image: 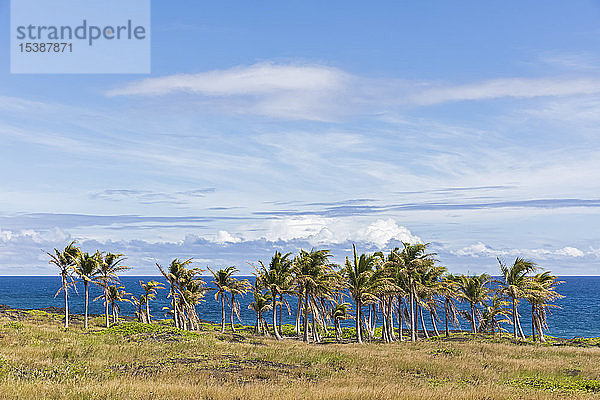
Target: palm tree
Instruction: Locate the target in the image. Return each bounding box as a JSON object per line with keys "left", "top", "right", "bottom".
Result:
{"left": 254, "top": 251, "right": 293, "bottom": 340}
{"left": 342, "top": 244, "right": 380, "bottom": 344}
{"left": 208, "top": 266, "right": 237, "bottom": 333}
{"left": 440, "top": 274, "right": 461, "bottom": 337}
{"left": 456, "top": 273, "right": 491, "bottom": 333}
{"left": 97, "top": 252, "right": 129, "bottom": 328}
{"left": 46, "top": 241, "right": 79, "bottom": 328}
{"left": 330, "top": 302, "right": 352, "bottom": 343}
{"left": 158, "top": 259, "right": 205, "bottom": 331}
{"left": 387, "top": 242, "right": 437, "bottom": 342}
{"left": 140, "top": 280, "right": 165, "bottom": 323}
{"left": 228, "top": 277, "right": 251, "bottom": 332}
{"left": 248, "top": 285, "right": 272, "bottom": 336}
{"left": 479, "top": 295, "right": 511, "bottom": 335}
{"left": 526, "top": 271, "right": 564, "bottom": 342}
{"left": 94, "top": 284, "right": 130, "bottom": 325}
{"left": 130, "top": 294, "right": 147, "bottom": 322}
{"left": 417, "top": 264, "right": 446, "bottom": 338}
{"left": 497, "top": 257, "right": 538, "bottom": 339}
{"left": 294, "top": 249, "right": 337, "bottom": 343}
{"left": 73, "top": 251, "right": 100, "bottom": 329}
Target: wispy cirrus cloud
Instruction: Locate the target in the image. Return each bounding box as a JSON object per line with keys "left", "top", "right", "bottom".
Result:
{"left": 408, "top": 77, "right": 600, "bottom": 106}
{"left": 106, "top": 63, "right": 349, "bottom": 96}
{"left": 256, "top": 198, "right": 600, "bottom": 218}
{"left": 105, "top": 62, "right": 600, "bottom": 122}
{"left": 90, "top": 188, "right": 216, "bottom": 204}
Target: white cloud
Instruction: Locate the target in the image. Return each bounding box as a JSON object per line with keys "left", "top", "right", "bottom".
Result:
{"left": 105, "top": 63, "right": 355, "bottom": 121}
{"left": 106, "top": 63, "right": 348, "bottom": 97}
{"left": 408, "top": 77, "right": 600, "bottom": 105}
{"left": 454, "top": 242, "right": 588, "bottom": 259}
{"left": 259, "top": 217, "right": 420, "bottom": 248}
{"left": 213, "top": 230, "right": 242, "bottom": 244}
{"left": 556, "top": 246, "right": 585, "bottom": 257}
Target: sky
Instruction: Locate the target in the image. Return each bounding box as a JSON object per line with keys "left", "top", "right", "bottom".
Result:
{"left": 1, "top": 1, "right": 600, "bottom": 275}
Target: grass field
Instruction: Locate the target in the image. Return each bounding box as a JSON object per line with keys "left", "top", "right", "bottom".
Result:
{"left": 0, "top": 310, "right": 599, "bottom": 399}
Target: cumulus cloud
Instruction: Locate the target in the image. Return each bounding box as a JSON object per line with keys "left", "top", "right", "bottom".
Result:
{"left": 213, "top": 230, "right": 242, "bottom": 244}
{"left": 259, "top": 217, "right": 420, "bottom": 248}
{"left": 555, "top": 246, "right": 585, "bottom": 257}
{"left": 454, "top": 242, "right": 590, "bottom": 259}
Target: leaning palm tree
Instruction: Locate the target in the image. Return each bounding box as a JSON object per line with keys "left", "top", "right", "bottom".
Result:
{"left": 294, "top": 249, "right": 337, "bottom": 343}
{"left": 254, "top": 251, "right": 293, "bottom": 340}
{"left": 526, "top": 271, "right": 564, "bottom": 342}
{"left": 130, "top": 294, "right": 147, "bottom": 322}
{"left": 479, "top": 294, "right": 511, "bottom": 335}
{"left": 208, "top": 266, "right": 237, "bottom": 333}
{"left": 342, "top": 244, "right": 380, "bottom": 344}
{"left": 248, "top": 284, "right": 272, "bottom": 336}
{"left": 456, "top": 273, "right": 491, "bottom": 334}
{"left": 497, "top": 257, "right": 538, "bottom": 339}
{"left": 157, "top": 258, "right": 191, "bottom": 329}
{"left": 100, "top": 285, "right": 131, "bottom": 324}
{"left": 140, "top": 280, "right": 165, "bottom": 323}
{"left": 73, "top": 251, "right": 101, "bottom": 329}
{"left": 97, "top": 252, "right": 129, "bottom": 328}
{"left": 330, "top": 302, "right": 352, "bottom": 343}
{"left": 47, "top": 241, "right": 79, "bottom": 328}
{"left": 387, "top": 242, "right": 437, "bottom": 342}
{"left": 228, "top": 277, "right": 251, "bottom": 332}
{"left": 440, "top": 273, "right": 462, "bottom": 337}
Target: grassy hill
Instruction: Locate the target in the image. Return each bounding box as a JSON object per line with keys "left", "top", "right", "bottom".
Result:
{"left": 0, "top": 310, "right": 599, "bottom": 399}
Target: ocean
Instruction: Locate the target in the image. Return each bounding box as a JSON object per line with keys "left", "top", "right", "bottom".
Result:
{"left": 0, "top": 275, "right": 595, "bottom": 338}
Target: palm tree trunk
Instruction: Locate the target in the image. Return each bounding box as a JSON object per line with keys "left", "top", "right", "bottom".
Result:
{"left": 535, "top": 310, "right": 546, "bottom": 343}
{"left": 104, "top": 287, "right": 109, "bottom": 328}
{"left": 419, "top": 304, "right": 430, "bottom": 339}
{"left": 531, "top": 305, "right": 536, "bottom": 342}
{"left": 398, "top": 297, "right": 403, "bottom": 342}
{"left": 356, "top": 298, "right": 363, "bottom": 343}
{"left": 409, "top": 282, "right": 416, "bottom": 342}
{"left": 311, "top": 302, "right": 318, "bottom": 343}
{"left": 172, "top": 287, "right": 179, "bottom": 329}
{"left": 470, "top": 303, "right": 477, "bottom": 333}
{"left": 516, "top": 312, "right": 526, "bottom": 339}
{"left": 230, "top": 294, "right": 236, "bottom": 332}
{"left": 84, "top": 281, "right": 89, "bottom": 329}
{"left": 303, "top": 291, "right": 310, "bottom": 342}
{"left": 146, "top": 298, "right": 151, "bottom": 323}
{"left": 444, "top": 299, "right": 449, "bottom": 337}
{"left": 295, "top": 294, "right": 302, "bottom": 336}
{"left": 220, "top": 293, "right": 226, "bottom": 333}
{"left": 511, "top": 297, "right": 517, "bottom": 339}
{"left": 62, "top": 274, "right": 69, "bottom": 328}
{"left": 430, "top": 309, "right": 440, "bottom": 336}
{"left": 272, "top": 294, "right": 282, "bottom": 340}
{"left": 388, "top": 298, "right": 395, "bottom": 341}
{"left": 381, "top": 301, "right": 388, "bottom": 343}
{"left": 278, "top": 295, "right": 283, "bottom": 334}
{"left": 255, "top": 311, "right": 260, "bottom": 334}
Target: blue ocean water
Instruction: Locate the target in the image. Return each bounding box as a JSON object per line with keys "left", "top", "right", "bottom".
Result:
{"left": 0, "top": 276, "right": 594, "bottom": 338}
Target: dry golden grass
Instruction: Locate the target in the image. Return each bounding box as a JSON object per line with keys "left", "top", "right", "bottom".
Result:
{"left": 0, "top": 314, "right": 599, "bottom": 399}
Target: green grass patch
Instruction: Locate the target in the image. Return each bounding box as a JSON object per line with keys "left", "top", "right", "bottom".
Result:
{"left": 506, "top": 376, "right": 600, "bottom": 393}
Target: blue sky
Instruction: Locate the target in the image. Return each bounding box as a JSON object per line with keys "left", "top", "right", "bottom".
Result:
{"left": 1, "top": 1, "right": 600, "bottom": 275}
